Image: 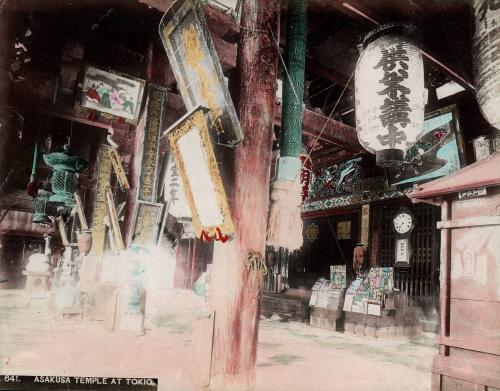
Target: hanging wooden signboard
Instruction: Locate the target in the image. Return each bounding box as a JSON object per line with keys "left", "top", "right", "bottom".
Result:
{"left": 166, "top": 106, "right": 235, "bottom": 238}
{"left": 130, "top": 200, "right": 164, "bottom": 247}
{"left": 108, "top": 146, "right": 130, "bottom": 190}
{"left": 74, "top": 193, "right": 89, "bottom": 230}
{"left": 137, "top": 84, "right": 166, "bottom": 202}
{"left": 360, "top": 204, "right": 370, "bottom": 246}
{"left": 89, "top": 145, "right": 113, "bottom": 256}
{"left": 106, "top": 191, "right": 125, "bottom": 251}
{"left": 159, "top": 0, "right": 243, "bottom": 146}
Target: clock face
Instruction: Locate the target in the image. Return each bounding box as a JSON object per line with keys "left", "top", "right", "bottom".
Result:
{"left": 393, "top": 212, "right": 414, "bottom": 234}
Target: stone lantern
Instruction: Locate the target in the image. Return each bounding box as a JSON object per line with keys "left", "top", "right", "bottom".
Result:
{"left": 24, "top": 235, "right": 52, "bottom": 300}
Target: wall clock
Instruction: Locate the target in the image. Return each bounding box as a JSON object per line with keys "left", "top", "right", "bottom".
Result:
{"left": 393, "top": 209, "right": 415, "bottom": 235}
{"left": 393, "top": 208, "right": 415, "bottom": 267}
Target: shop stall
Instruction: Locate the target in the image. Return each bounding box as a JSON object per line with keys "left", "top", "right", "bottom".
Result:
{"left": 410, "top": 153, "right": 500, "bottom": 391}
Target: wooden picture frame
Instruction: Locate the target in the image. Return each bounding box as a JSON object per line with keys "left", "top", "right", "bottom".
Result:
{"left": 159, "top": 0, "right": 243, "bottom": 146}
{"left": 166, "top": 106, "right": 235, "bottom": 238}
{"left": 80, "top": 65, "right": 145, "bottom": 124}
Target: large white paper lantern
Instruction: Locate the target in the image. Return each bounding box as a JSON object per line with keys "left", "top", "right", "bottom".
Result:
{"left": 473, "top": 0, "right": 500, "bottom": 130}
{"left": 355, "top": 24, "right": 425, "bottom": 167}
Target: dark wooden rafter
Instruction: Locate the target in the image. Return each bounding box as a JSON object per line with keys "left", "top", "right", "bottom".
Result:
{"left": 306, "top": 58, "right": 351, "bottom": 88}
{"left": 274, "top": 103, "right": 361, "bottom": 152}
{"left": 311, "top": 148, "right": 357, "bottom": 169}
{"left": 212, "top": 36, "right": 237, "bottom": 70}
{"left": 328, "top": 0, "right": 475, "bottom": 90}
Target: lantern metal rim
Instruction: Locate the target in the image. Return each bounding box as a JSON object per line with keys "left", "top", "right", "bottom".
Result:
{"left": 375, "top": 149, "right": 405, "bottom": 168}
{"left": 362, "top": 22, "right": 420, "bottom": 49}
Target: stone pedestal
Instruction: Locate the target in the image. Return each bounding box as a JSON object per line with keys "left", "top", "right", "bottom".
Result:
{"left": 115, "top": 287, "right": 146, "bottom": 336}
{"left": 310, "top": 288, "right": 345, "bottom": 331}
{"left": 310, "top": 306, "right": 344, "bottom": 331}
{"left": 344, "top": 292, "right": 421, "bottom": 338}
{"left": 23, "top": 271, "right": 51, "bottom": 300}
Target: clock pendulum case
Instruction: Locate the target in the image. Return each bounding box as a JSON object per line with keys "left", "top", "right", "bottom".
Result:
{"left": 392, "top": 208, "right": 415, "bottom": 266}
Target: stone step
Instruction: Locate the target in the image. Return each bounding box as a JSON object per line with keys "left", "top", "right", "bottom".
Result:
{"left": 261, "top": 294, "right": 309, "bottom": 322}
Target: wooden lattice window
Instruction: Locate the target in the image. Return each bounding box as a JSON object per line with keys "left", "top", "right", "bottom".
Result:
{"left": 375, "top": 201, "right": 440, "bottom": 311}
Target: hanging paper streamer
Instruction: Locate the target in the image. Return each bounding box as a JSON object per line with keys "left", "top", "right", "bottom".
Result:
{"left": 300, "top": 154, "right": 312, "bottom": 202}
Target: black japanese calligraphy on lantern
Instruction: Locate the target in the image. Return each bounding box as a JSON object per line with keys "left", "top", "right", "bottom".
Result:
{"left": 374, "top": 43, "right": 411, "bottom": 147}
{"left": 477, "top": 0, "right": 500, "bottom": 25}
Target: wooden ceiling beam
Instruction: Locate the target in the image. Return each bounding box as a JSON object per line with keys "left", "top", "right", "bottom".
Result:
{"left": 306, "top": 57, "right": 351, "bottom": 88}
{"left": 274, "top": 102, "right": 362, "bottom": 152}
{"left": 311, "top": 148, "right": 357, "bottom": 168}
{"left": 213, "top": 35, "right": 237, "bottom": 69}
{"left": 164, "top": 91, "right": 361, "bottom": 151}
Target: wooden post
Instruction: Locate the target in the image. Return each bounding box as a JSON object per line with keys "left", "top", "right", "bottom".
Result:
{"left": 208, "top": 0, "right": 279, "bottom": 389}
{"left": 439, "top": 199, "right": 451, "bottom": 356}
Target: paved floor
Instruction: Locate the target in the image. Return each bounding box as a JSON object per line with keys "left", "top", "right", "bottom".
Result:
{"left": 0, "top": 289, "right": 436, "bottom": 391}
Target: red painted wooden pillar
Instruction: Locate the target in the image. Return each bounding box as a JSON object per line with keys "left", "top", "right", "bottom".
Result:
{"left": 209, "top": 0, "right": 280, "bottom": 389}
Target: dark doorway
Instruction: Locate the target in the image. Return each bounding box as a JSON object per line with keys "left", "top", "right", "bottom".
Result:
{"left": 290, "top": 212, "right": 359, "bottom": 289}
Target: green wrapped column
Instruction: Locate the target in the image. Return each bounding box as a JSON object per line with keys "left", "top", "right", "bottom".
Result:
{"left": 281, "top": 0, "right": 307, "bottom": 158}
{"left": 277, "top": 0, "right": 307, "bottom": 181}
{"left": 268, "top": 0, "right": 307, "bottom": 251}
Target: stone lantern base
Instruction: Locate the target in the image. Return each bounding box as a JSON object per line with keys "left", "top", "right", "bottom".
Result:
{"left": 23, "top": 271, "right": 51, "bottom": 300}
